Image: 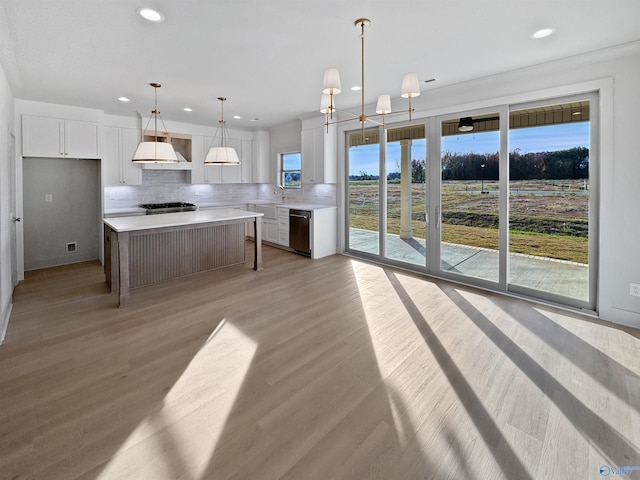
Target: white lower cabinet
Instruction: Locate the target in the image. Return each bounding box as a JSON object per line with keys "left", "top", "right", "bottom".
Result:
{"left": 262, "top": 219, "right": 279, "bottom": 243}
{"left": 277, "top": 207, "right": 289, "bottom": 247}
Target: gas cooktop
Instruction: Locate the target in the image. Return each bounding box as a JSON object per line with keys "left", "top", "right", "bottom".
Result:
{"left": 140, "top": 202, "right": 197, "bottom": 215}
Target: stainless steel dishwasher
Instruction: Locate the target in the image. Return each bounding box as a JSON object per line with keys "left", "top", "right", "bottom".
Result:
{"left": 289, "top": 209, "right": 311, "bottom": 255}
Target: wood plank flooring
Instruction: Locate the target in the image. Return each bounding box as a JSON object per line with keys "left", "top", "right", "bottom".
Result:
{"left": 1, "top": 243, "right": 639, "bottom": 480}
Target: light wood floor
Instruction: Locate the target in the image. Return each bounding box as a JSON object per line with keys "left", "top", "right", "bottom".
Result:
{"left": 2, "top": 244, "right": 639, "bottom": 480}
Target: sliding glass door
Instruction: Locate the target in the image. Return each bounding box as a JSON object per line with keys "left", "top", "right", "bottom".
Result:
{"left": 384, "top": 125, "right": 427, "bottom": 267}
{"left": 439, "top": 112, "right": 502, "bottom": 283}
{"left": 507, "top": 98, "right": 595, "bottom": 304}
{"left": 347, "top": 128, "right": 380, "bottom": 256}
{"left": 344, "top": 93, "right": 597, "bottom": 311}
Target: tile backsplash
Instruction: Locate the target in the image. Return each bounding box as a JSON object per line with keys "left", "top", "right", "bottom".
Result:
{"left": 104, "top": 171, "right": 336, "bottom": 211}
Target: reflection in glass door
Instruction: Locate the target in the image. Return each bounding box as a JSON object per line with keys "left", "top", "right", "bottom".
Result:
{"left": 440, "top": 114, "right": 501, "bottom": 282}
{"left": 385, "top": 125, "right": 427, "bottom": 266}
{"left": 347, "top": 129, "right": 380, "bottom": 255}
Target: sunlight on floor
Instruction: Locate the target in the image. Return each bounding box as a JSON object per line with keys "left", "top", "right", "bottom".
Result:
{"left": 96, "top": 320, "right": 257, "bottom": 480}
{"left": 350, "top": 258, "right": 535, "bottom": 478}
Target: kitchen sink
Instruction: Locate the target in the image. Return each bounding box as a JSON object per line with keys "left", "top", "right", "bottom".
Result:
{"left": 255, "top": 203, "right": 279, "bottom": 219}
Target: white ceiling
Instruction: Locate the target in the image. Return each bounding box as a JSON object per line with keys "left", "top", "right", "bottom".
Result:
{"left": 1, "top": 1, "right": 639, "bottom": 130}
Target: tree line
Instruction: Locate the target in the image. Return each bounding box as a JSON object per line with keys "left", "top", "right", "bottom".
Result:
{"left": 349, "top": 147, "right": 589, "bottom": 182}
{"left": 442, "top": 147, "right": 589, "bottom": 181}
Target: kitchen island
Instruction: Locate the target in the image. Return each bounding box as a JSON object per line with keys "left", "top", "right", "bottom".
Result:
{"left": 104, "top": 208, "right": 263, "bottom": 307}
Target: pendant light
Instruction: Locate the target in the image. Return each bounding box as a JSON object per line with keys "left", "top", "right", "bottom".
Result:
{"left": 320, "top": 18, "right": 422, "bottom": 133}
{"left": 132, "top": 83, "right": 179, "bottom": 163}
{"left": 205, "top": 97, "right": 240, "bottom": 165}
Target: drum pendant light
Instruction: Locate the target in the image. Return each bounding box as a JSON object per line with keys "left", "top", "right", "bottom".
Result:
{"left": 132, "top": 83, "right": 178, "bottom": 163}
{"left": 205, "top": 97, "right": 240, "bottom": 165}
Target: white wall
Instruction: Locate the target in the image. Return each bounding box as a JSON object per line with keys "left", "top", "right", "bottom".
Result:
{"left": 0, "top": 61, "right": 14, "bottom": 342}
{"left": 269, "top": 120, "right": 302, "bottom": 185}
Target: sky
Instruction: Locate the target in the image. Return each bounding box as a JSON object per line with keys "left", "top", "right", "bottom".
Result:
{"left": 349, "top": 122, "right": 590, "bottom": 176}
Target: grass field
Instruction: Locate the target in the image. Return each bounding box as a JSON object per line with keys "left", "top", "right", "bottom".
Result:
{"left": 348, "top": 180, "right": 589, "bottom": 264}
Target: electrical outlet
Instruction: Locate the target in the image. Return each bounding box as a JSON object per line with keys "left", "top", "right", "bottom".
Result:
{"left": 45, "top": 194, "right": 53, "bottom": 203}
{"left": 630, "top": 283, "right": 640, "bottom": 297}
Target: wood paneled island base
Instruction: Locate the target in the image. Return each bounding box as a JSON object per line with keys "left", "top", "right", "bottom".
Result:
{"left": 104, "top": 209, "right": 263, "bottom": 307}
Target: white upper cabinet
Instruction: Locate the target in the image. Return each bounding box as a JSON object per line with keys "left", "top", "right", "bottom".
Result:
{"left": 301, "top": 120, "right": 336, "bottom": 184}
{"left": 241, "top": 139, "right": 253, "bottom": 183}
{"left": 103, "top": 126, "right": 141, "bottom": 186}
{"left": 22, "top": 115, "right": 99, "bottom": 159}
{"left": 252, "top": 130, "right": 270, "bottom": 184}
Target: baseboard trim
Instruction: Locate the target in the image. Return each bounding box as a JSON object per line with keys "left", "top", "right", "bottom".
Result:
{"left": 0, "top": 300, "right": 12, "bottom": 345}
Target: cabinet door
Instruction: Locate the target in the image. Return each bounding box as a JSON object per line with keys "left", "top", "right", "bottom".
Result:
{"left": 221, "top": 138, "right": 242, "bottom": 183}
{"left": 190, "top": 135, "right": 206, "bottom": 183}
{"left": 102, "top": 127, "right": 141, "bottom": 185}
{"left": 102, "top": 126, "right": 120, "bottom": 185}
{"left": 221, "top": 164, "right": 241, "bottom": 183}
{"left": 252, "top": 130, "right": 270, "bottom": 184}
{"left": 22, "top": 115, "right": 64, "bottom": 157}
{"left": 241, "top": 139, "right": 253, "bottom": 183}
{"left": 65, "top": 120, "right": 99, "bottom": 158}
{"left": 301, "top": 129, "right": 315, "bottom": 183}
{"left": 120, "top": 128, "right": 142, "bottom": 185}
{"left": 265, "top": 220, "right": 279, "bottom": 243}
{"left": 192, "top": 135, "right": 221, "bottom": 184}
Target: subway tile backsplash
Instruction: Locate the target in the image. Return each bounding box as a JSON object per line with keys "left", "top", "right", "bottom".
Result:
{"left": 104, "top": 173, "right": 336, "bottom": 211}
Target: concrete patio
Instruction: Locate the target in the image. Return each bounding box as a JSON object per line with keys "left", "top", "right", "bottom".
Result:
{"left": 348, "top": 227, "right": 589, "bottom": 301}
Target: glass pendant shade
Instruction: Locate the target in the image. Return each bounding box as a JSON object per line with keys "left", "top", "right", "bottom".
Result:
{"left": 401, "top": 72, "right": 421, "bottom": 98}
{"left": 132, "top": 141, "right": 179, "bottom": 163}
{"left": 375, "top": 94, "right": 392, "bottom": 114}
{"left": 322, "top": 68, "right": 342, "bottom": 95}
{"left": 205, "top": 146, "right": 240, "bottom": 165}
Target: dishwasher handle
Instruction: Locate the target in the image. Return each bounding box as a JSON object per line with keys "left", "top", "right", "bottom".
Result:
{"left": 290, "top": 213, "right": 309, "bottom": 219}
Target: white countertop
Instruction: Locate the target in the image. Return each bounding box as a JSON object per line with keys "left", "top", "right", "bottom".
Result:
{"left": 104, "top": 208, "right": 262, "bottom": 233}
{"left": 255, "top": 202, "right": 336, "bottom": 211}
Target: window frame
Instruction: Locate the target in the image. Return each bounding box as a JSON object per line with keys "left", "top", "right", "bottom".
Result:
{"left": 280, "top": 152, "right": 302, "bottom": 188}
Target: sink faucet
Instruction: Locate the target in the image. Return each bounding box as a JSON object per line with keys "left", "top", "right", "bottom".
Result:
{"left": 275, "top": 184, "right": 285, "bottom": 203}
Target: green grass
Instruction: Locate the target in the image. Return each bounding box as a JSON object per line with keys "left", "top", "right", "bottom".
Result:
{"left": 348, "top": 180, "right": 590, "bottom": 263}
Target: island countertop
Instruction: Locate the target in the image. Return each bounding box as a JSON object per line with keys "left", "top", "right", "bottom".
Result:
{"left": 104, "top": 208, "right": 263, "bottom": 233}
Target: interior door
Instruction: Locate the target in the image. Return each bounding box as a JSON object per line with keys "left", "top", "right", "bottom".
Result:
{"left": 9, "top": 131, "right": 18, "bottom": 287}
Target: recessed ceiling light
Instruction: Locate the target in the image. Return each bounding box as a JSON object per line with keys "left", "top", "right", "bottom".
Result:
{"left": 250, "top": 118, "right": 260, "bottom": 122}
{"left": 183, "top": 107, "right": 192, "bottom": 112}
{"left": 137, "top": 7, "right": 165, "bottom": 22}
{"left": 531, "top": 28, "right": 555, "bottom": 39}
{"left": 351, "top": 86, "right": 361, "bottom": 91}
{"left": 233, "top": 115, "right": 241, "bottom": 119}
{"left": 118, "top": 97, "right": 130, "bottom": 102}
